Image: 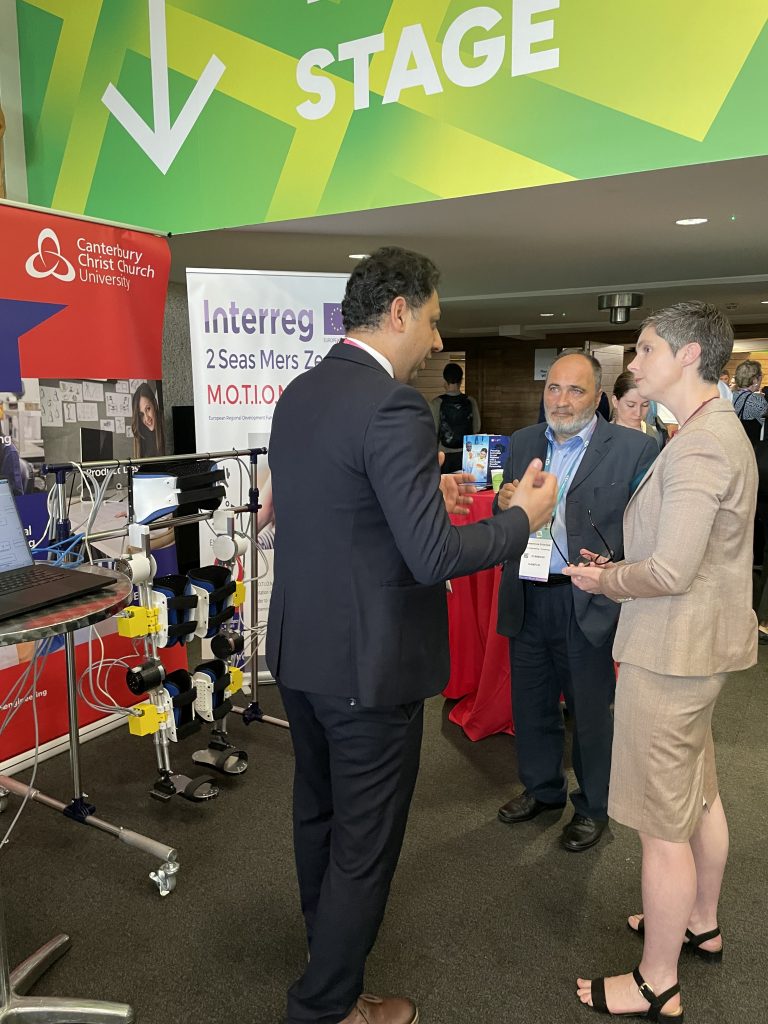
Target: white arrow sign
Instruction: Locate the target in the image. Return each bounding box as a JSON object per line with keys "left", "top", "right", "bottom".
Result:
{"left": 102, "top": 0, "right": 225, "bottom": 175}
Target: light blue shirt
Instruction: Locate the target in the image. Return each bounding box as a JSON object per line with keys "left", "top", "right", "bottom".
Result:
{"left": 544, "top": 416, "right": 597, "bottom": 573}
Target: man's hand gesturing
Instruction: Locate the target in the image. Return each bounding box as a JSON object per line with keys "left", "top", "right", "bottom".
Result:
{"left": 496, "top": 479, "right": 519, "bottom": 511}
{"left": 440, "top": 472, "right": 474, "bottom": 516}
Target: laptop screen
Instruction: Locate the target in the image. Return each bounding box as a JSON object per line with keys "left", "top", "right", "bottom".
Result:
{"left": 0, "top": 480, "right": 34, "bottom": 572}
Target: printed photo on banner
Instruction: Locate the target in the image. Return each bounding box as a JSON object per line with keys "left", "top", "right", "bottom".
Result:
{"left": 0, "top": 201, "right": 174, "bottom": 764}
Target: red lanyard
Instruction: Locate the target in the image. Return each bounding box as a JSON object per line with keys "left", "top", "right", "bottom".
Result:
{"left": 673, "top": 395, "right": 718, "bottom": 437}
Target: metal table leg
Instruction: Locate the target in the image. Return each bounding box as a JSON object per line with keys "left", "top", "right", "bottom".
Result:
{"left": 63, "top": 632, "right": 95, "bottom": 822}
{"left": 0, "top": 887, "right": 134, "bottom": 1021}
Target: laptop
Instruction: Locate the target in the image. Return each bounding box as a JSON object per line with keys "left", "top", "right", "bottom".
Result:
{"left": 0, "top": 480, "right": 114, "bottom": 623}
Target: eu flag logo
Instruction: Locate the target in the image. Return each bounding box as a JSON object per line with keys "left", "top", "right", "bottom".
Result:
{"left": 323, "top": 303, "right": 344, "bottom": 336}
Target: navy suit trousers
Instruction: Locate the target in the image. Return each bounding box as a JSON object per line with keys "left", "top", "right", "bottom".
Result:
{"left": 278, "top": 685, "right": 424, "bottom": 1024}
{"left": 509, "top": 583, "right": 615, "bottom": 819}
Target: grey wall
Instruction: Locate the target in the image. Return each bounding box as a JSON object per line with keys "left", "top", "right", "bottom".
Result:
{"left": 161, "top": 281, "right": 194, "bottom": 451}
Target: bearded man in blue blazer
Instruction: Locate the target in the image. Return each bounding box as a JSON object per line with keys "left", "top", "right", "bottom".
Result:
{"left": 267, "top": 247, "right": 558, "bottom": 1024}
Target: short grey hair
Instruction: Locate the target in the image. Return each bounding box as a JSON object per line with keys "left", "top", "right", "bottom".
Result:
{"left": 548, "top": 350, "right": 602, "bottom": 392}
{"left": 734, "top": 359, "right": 763, "bottom": 389}
{"left": 642, "top": 302, "right": 733, "bottom": 384}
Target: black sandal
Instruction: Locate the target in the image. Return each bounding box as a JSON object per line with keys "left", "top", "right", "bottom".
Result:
{"left": 684, "top": 927, "right": 723, "bottom": 963}
{"left": 588, "top": 967, "right": 683, "bottom": 1022}
{"left": 628, "top": 917, "right": 723, "bottom": 962}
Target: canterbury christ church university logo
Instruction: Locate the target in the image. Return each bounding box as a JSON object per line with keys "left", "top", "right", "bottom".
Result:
{"left": 25, "top": 227, "right": 156, "bottom": 292}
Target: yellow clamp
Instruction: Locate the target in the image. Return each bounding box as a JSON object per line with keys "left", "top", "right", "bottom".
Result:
{"left": 226, "top": 666, "right": 244, "bottom": 697}
{"left": 117, "top": 605, "right": 160, "bottom": 639}
{"left": 233, "top": 580, "right": 246, "bottom": 608}
{"left": 128, "top": 702, "right": 167, "bottom": 737}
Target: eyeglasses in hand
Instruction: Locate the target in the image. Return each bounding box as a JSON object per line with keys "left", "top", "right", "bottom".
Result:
{"left": 549, "top": 508, "right": 615, "bottom": 568}
{"left": 585, "top": 508, "right": 615, "bottom": 566}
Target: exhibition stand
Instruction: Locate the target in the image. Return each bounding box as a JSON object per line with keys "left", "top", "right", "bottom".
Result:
{"left": 0, "top": 445, "right": 287, "bottom": 899}
{"left": 446, "top": 491, "right": 514, "bottom": 741}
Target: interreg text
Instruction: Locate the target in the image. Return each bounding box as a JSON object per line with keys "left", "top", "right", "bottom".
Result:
{"left": 297, "top": 1, "right": 560, "bottom": 121}
{"left": 203, "top": 299, "right": 314, "bottom": 341}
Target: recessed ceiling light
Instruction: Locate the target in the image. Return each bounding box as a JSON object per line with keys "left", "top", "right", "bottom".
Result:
{"left": 540, "top": 312, "right": 555, "bottom": 317}
{"left": 348, "top": 253, "right": 369, "bottom": 259}
{"left": 762, "top": 300, "right": 768, "bottom": 305}
{"left": 675, "top": 217, "right": 708, "bottom": 226}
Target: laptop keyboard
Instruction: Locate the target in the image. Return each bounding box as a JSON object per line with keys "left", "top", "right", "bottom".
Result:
{"left": 0, "top": 564, "right": 71, "bottom": 596}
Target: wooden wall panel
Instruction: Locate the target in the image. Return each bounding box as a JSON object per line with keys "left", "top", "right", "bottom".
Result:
{"left": 413, "top": 351, "right": 467, "bottom": 404}
{"left": 444, "top": 337, "right": 544, "bottom": 434}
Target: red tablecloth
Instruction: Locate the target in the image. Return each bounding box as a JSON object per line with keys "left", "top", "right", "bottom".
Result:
{"left": 445, "top": 490, "right": 513, "bottom": 741}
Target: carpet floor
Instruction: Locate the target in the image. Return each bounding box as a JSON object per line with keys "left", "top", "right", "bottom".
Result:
{"left": 2, "top": 653, "right": 765, "bottom": 1024}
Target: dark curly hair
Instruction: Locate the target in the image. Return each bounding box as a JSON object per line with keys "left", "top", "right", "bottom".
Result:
{"left": 342, "top": 247, "right": 440, "bottom": 333}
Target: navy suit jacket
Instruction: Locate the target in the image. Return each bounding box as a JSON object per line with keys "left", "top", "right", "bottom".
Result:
{"left": 266, "top": 342, "right": 532, "bottom": 706}
{"left": 494, "top": 416, "right": 658, "bottom": 647}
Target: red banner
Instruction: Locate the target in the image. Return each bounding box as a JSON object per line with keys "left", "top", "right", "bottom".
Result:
{"left": 0, "top": 204, "right": 182, "bottom": 763}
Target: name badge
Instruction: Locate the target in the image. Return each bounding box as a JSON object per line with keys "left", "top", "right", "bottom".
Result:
{"left": 519, "top": 536, "right": 553, "bottom": 582}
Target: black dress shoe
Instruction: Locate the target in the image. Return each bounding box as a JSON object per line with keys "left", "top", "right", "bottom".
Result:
{"left": 498, "top": 791, "right": 566, "bottom": 824}
{"left": 560, "top": 814, "right": 607, "bottom": 852}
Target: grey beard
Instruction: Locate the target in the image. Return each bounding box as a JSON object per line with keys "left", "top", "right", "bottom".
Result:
{"left": 544, "top": 407, "right": 596, "bottom": 438}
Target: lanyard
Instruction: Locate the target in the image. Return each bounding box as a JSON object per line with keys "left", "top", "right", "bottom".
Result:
{"left": 672, "top": 394, "right": 719, "bottom": 437}
{"left": 544, "top": 419, "right": 597, "bottom": 512}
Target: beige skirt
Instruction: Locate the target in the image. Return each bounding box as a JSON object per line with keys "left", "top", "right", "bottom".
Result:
{"left": 608, "top": 663, "right": 726, "bottom": 842}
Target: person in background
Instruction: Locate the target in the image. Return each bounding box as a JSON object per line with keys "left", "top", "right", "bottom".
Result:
{"left": 718, "top": 371, "right": 734, "bottom": 402}
{"left": 495, "top": 352, "right": 657, "bottom": 853}
{"left": 731, "top": 359, "right": 767, "bottom": 443}
{"left": 131, "top": 382, "right": 165, "bottom": 458}
{"left": 0, "top": 438, "right": 24, "bottom": 496}
{"left": 566, "top": 301, "right": 756, "bottom": 1022}
{"left": 266, "top": 246, "right": 557, "bottom": 1024}
{"left": 611, "top": 371, "right": 663, "bottom": 450}
{"left": 431, "top": 362, "right": 480, "bottom": 473}
{"left": 754, "top": 439, "right": 768, "bottom": 643}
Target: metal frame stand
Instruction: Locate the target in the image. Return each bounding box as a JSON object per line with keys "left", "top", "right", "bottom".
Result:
{"left": 240, "top": 449, "right": 289, "bottom": 732}
{"left": 0, "top": 890, "right": 133, "bottom": 1021}
{"left": 0, "top": 569, "right": 179, "bottom": 896}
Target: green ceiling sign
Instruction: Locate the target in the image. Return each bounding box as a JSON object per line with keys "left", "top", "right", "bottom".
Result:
{"left": 15, "top": 0, "right": 768, "bottom": 233}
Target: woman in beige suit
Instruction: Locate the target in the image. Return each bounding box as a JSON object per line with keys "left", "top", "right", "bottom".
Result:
{"left": 565, "top": 302, "right": 757, "bottom": 1022}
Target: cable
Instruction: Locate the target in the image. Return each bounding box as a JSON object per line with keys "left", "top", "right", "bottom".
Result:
{"left": 0, "top": 639, "right": 51, "bottom": 738}
{"left": 77, "top": 625, "right": 141, "bottom": 717}
{"left": 0, "top": 641, "right": 48, "bottom": 850}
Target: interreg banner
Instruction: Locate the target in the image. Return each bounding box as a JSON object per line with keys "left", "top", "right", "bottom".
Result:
{"left": 186, "top": 268, "right": 348, "bottom": 672}
{"left": 15, "top": 0, "right": 768, "bottom": 233}
{"left": 0, "top": 202, "right": 181, "bottom": 764}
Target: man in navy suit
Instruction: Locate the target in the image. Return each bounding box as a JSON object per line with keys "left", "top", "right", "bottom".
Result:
{"left": 495, "top": 352, "right": 658, "bottom": 852}
{"left": 267, "top": 247, "right": 558, "bottom": 1024}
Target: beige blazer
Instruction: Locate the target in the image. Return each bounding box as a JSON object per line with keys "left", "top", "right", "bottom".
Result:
{"left": 601, "top": 398, "right": 757, "bottom": 676}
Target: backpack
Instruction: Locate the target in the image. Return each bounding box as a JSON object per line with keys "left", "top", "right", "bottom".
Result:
{"left": 438, "top": 393, "right": 473, "bottom": 448}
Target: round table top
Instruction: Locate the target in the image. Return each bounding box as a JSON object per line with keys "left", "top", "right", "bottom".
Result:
{"left": 0, "top": 566, "right": 133, "bottom": 646}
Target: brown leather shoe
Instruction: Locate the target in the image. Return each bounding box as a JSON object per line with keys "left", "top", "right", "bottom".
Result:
{"left": 339, "top": 993, "right": 418, "bottom": 1024}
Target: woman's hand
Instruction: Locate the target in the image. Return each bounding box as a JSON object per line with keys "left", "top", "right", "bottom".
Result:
{"left": 575, "top": 547, "right": 616, "bottom": 569}
{"left": 562, "top": 563, "right": 606, "bottom": 594}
